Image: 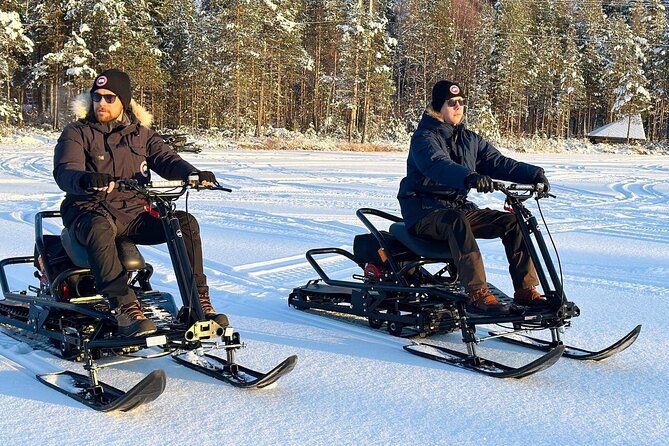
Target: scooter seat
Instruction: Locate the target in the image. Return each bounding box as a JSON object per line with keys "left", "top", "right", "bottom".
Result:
{"left": 389, "top": 222, "right": 453, "bottom": 261}
{"left": 61, "top": 228, "right": 146, "bottom": 271}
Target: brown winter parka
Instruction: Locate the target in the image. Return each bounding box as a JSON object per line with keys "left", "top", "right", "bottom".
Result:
{"left": 53, "top": 94, "right": 196, "bottom": 227}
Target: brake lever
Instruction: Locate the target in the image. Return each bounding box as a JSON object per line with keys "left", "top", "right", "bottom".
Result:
{"left": 210, "top": 185, "right": 232, "bottom": 192}
{"left": 536, "top": 191, "right": 556, "bottom": 199}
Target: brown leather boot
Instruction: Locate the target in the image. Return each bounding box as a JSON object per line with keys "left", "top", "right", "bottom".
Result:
{"left": 115, "top": 300, "right": 157, "bottom": 337}
{"left": 513, "top": 286, "right": 548, "bottom": 307}
{"left": 467, "top": 287, "right": 510, "bottom": 314}
{"left": 199, "top": 291, "right": 229, "bottom": 327}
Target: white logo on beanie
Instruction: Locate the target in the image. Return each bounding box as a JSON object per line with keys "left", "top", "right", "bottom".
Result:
{"left": 96, "top": 76, "right": 108, "bottom": 87}
{"left": 140, "top": 161, "right": 149, "bottom": 177}
{"left": 450, "top": 85, "right": 460, "bottom": 95}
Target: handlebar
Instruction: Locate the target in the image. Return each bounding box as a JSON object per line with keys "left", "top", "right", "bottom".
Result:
{"left": 116, "top": 178, "right": 232, "bottom": 196}
{"left": 493, "top": 181, "right": 554, "bottom": 200}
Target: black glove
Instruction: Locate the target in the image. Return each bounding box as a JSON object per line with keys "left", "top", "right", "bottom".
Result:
{"left": 197, "top": 170, "right": 218, "bottom": 184}
{"left": 535, "top": 172, "right": 551, "bottom": 193}
{"left": 465, "top": 173, "right": 495, "bottom": 193}
{"left": 80, "top": 172, "right": 113, "bottom": 191}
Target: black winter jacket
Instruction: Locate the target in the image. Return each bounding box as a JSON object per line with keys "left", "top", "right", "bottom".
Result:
{"left": 53, "top": 95, "right": 196, "bottom": 227}
{"left": 397, "top": 109, "right": 543, "bottom": 229}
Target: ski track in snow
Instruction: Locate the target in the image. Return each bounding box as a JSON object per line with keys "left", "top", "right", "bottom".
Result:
{"left": 0, "top": 143, "right": 667, "bottom": 444}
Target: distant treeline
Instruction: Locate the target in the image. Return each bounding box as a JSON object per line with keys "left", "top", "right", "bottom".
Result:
{"left": 1, "top": 0, "right": 668, "bottom": 142}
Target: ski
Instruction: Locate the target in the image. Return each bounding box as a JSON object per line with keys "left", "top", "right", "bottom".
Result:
{"left": 488, "top": 324, "right": 641, "bottom": 361}
{"left": 173, "top": 351, "right": 297, "bottom": 388}
{"left": 36, "top": 369, "right": 166, "bottom": 412}
{"left": 404, "top": 342, "right": 564, "bottom": 379}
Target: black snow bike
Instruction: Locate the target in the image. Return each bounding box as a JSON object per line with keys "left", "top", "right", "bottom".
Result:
{"left": 289, "top": 183, "right": 640, "bottom": 378}
{"left": 0, "top": 178, "right": 297, "bottom": 412}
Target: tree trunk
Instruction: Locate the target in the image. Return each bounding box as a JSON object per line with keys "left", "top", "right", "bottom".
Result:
{"left": 234, "top": 3, "right": 241, "bottom": 139}
{"left": 313, "top": 27, "right": 321, "bottom": 132}
{"left": 256, "top": 44, "right": 267, "bottom": 137}
{"left": 276, "top": 63, "right": 281, "bottom": 128}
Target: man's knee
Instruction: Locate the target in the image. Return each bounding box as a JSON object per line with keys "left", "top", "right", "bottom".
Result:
{"left": 437, "top": 209, "right": 469, "bottom": 238}
{"left": 176, "top": 211, "right": 200, "bottom": 235}
{"left": 499, "top": 213, "right": 522, "bottom": 235}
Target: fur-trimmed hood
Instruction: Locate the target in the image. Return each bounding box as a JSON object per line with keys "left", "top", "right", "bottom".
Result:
{"left": 71, "top": 91, "right": 153, "bottom": 127}
{"left": 425, "top": 105, "right": 444, "bottom": 123}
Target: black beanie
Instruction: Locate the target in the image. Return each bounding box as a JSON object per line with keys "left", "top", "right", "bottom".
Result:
{"left": 431, "top": 80, "right": 463, "bottom": 111}
{"left": 91, "top": 69, "right": 132, "bottom": 109}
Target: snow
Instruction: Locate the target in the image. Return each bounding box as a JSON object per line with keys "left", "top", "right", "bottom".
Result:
{"left": 0, "top": 133, "right": 667, "bottom": 445}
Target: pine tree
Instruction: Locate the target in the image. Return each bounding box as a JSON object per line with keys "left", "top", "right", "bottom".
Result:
{"left": 146, "top": 0, "right": 197, "bottom": 128}
{"left": 556, "top": 22, "right": 585, "bottom": 138}
{"left": 32, "top": 30, "right": 96, "bottom": 93}
{"left": 65, "top": 0, "right": 164, "bottom": 113}
{"left": 300, "top": 0, "right": 346, "bottom": 134}
{"left": 605, "top": 14, "right": 651, "bottom": 142}
{"left": 573, "top": 0, "right": 607, "bottom": 134}
{"left": 0, "top": 7, "right": 34, "bottom": 125}
{"left": 490, "top": 0, "right": 534, "bottom": 134}
{"left": 639, "top": 0, "right": 669, "bottom": 140}
{"left": 394, "top": 0, "right": 459, "bottom": 126}
{"left": 24, "top": 0, "right": 70, "bottom": 126}
{"left": 254, "top": 0, "right": 307, "bottom": 135}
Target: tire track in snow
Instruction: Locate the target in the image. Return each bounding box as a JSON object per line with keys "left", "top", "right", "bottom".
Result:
{"left": 0, "top": 154, "right": 52, "bottom": 181}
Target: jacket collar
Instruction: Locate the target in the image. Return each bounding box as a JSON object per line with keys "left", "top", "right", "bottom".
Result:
{"left": 420, "top": 106, "right": 463, "bottom": 138}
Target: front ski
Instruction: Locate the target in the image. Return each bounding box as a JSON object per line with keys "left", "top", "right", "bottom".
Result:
{"left": 173, "top": 351, "right": 297, "bottom": 389}
{"left": 404, "top": 342, "right": 564, "bottom": 378}
{"left": 488, "top": 324, "right": 641, "bottom": 361}
{"left": 36, "top": 369, "right": 166, "bottom": 412}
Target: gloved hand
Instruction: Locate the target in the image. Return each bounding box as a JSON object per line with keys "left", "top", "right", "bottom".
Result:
{"left": 465, "top": 173, "right": 495, "bottom": 193}
{"left": 80, "top": 172, "right": 113, "bottom": 191}
{"left": 535, "top": 171, "right": 551, "bottom": 193}
{"left": 197, "top": 170, "right": 218, "bottom": 185}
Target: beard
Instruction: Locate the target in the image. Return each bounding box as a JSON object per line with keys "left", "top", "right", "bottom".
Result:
{"left": 95, "top": 108, "right": 123, "bottom": 123}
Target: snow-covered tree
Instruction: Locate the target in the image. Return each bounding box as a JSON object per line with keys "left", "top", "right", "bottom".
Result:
{"left": 573, "top": 0, "right": 607, "bottom": 134}
{"left": 337, "top": 0, "right": 395, "bottom": 142}
{"left": 65, "top": 0, "right": 164, "bottom": 106}
{"left": 556, "top": 13, "right": 585, "bottom": 138}
{"left": 32, "top": 29, "right": 96, "bottom": 92}
{"left": 0, "top": 9, "right": 33, "bottom": 124}
{"left": 393, "top": 0, "right": 458, "bottom": 125}
{"left": 300, "top": 0, "right": 347, "bottom": 135}
{"left": 605, "top": 15, "right": 651, "bottom": 141}
{"left": 146, "top": 0, "right": 197, "bottom": 128}
{"left": 490, "top": 0, "right": 534, "bottom": 134}
{"left": 639, "top": 0, "right": 669, "bottom": 141}
{"left": 467, "top": 97, "right": 501, "bottom": 144}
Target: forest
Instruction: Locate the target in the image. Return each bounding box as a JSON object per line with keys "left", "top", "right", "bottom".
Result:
{"left": 0, "top": 0, "right": 667, "bottom": 143}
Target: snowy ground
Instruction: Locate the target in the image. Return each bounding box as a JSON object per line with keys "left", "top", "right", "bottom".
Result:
{"left": 0, "top": 133, "right": 666, "bottom": 445}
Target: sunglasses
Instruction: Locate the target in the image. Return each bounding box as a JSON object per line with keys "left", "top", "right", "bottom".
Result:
{"left": 92, "top": 92, "right": 118, "bottom": 104}
{"left": 446, "top": 99, "right": 465, "bottom": 107}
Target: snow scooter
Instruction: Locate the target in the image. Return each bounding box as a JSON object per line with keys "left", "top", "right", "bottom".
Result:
{"left": 0, "top": 178, "right": 296, "bottom": 412}
{"left": 289, "top": 182, "right": 640, "bottom": 378}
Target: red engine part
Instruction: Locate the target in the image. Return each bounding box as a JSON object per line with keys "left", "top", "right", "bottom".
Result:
{"left": 363, "top": 263, "right": 385, "bottom": 282}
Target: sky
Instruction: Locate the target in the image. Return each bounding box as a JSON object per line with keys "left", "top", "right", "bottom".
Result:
{"left": 0, "top": 131, "right": 666, "bottom": 445}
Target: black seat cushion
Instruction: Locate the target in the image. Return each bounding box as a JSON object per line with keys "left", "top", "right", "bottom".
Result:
{"left": 389, "top": 222, "right": 453, "bottom": 260}
{"left": 61, "top": 228, "right": 146, "bottom": 271}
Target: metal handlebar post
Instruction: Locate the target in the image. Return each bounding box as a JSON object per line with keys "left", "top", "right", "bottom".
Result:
{"left": 115, "top": 179, "right": 232, "bottom": 320}
{"left": 494, "top": 182, "right": 565, "bottom": 308}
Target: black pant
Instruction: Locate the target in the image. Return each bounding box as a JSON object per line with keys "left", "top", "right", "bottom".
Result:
{"left": 411, "top": 208, "right": 538, "bottom": 292}
{"left": 73, "top": 211, "right": 207, "bottom": 308}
